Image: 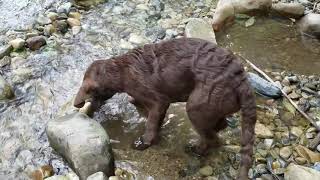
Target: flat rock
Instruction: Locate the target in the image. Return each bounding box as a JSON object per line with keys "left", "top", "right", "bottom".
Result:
{"left": 47, "top": 112, "right": 114, "bottom": 179}
{"left": 271, "top": 2, "right": 305, "bottom": 18}
{"left": 185, "top": 18, "right": 217, "bottom": 44}
{"left": 0, "top": 45, "right": 13, "bottom": 59}
{"left": 298, "top": 13, "right": 320, "bottom": 39}
{"left": 26, "top": 36, "right": 46, "bottom": 51}
{"left": 284, "top": 163, "right": 320, "bottom": 180}
{"left": 255, "top": 123, "right": 274, "bottom": 138}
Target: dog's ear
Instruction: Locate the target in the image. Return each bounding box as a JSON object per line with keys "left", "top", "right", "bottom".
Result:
{"left": 74, "top": 79, "right": 99, "bottom": 108}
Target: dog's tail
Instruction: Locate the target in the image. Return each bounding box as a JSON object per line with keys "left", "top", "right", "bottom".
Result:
{"left": 237, "top": 77, "right": 257, "bottom": 179}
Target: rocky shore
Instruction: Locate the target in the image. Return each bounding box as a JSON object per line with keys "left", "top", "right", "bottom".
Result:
{"left": 0, "top": 0, "right": 320, "bottom": 179}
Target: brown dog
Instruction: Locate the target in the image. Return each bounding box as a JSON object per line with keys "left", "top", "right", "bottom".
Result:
{"left": 74, "top": 38, "right": 256, "bottom": 179}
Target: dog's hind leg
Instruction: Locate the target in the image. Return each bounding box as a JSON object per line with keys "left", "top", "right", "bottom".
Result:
{"left": 132, "top": 101, "right": 169, "bottom": 150}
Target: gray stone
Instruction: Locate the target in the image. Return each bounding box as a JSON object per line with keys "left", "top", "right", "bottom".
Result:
{"left": 37, "top": 15, "right": 52, "bottom": 25}
{"left": 47, "top": 112, "right": 114, "bottom": 179}
{"left": 87, "top": 172, "right": 107, "bottom": 180}
{"left": 74, "top": 0, "right": 107, "bottom": 7}
{"left": 284, "top": 163, "right": 320, "bottom": 180}
{"left": 298, "top": 13, "right": 320, "bottom": 39}
{"left": 56, "top": 20, "right": 69, "bottom": 33}
{"left": 271, "top": 2, "right": 305, "bottom": 18}
{"left": 0, "top": 56, "right": 10, "bottom": 67}
{"left": 57, "top": 2, "right": 72, "bottom": 14}
{"left": 0, "top": 75, "right": 14, "bottom": 100}
{"left": 0, "top": 45, "right": 13, "bottom": 59}
{"left": 12, "top": 68, "right": 32, "bottom": 84}
{"left": 264, "top": 139, "right": 274, "bottom": 149}
{"left": 185, "top": 18, "right": 217, "bottom": 44}
{"left": 9, "top": 38, "right": 25, "bottom": 50}
{"left": 26, "top": 36, "right": 46, "bottom": 51}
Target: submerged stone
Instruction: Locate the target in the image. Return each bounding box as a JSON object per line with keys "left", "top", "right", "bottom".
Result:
{"left": 0, "top": 75, "right": 14, "bottom": 100}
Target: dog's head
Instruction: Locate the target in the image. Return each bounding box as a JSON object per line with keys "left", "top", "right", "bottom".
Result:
{"left": 74, "top": 61, "right": 116, "bottom": 109}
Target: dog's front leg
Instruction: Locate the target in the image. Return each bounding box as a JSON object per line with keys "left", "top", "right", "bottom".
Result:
{"left": 132, "top": 102, "right": 169, "bottom": 150}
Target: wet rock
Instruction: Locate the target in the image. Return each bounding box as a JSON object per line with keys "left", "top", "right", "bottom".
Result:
{"left": 0, "top": 75, "right": 14, "bottom": 100}
{"left": 9, "top": 38, "right": 25, "bottom": 50}
{"left": 298, "top": 13, "right": 320, "bottom": 39}
{"left": 74, "top": 0, "right": 107, "bottom": 7}
{"left": 69, "top": 12, "right": 81, "bottom": 20}
{"left": 47, "top": 12, "right": 58, "bottom": 21}
{"left": 57, "top": 2, "right": 72, "bottom": 14}
{"left": 56, "top": 20, "right": 69, "bottom": 33}
{"left": 280, "top": 146, "right": 292, "bottom": 159}
{"left": 199, "top": 165, "right": 213, "bottom": 176}
{"left": 129, "top": 33, "right": 148, "bottom": 45}
{"left": 87, "top": 172, "right": 107, "bottom": 180}
{"left": 294, "top": 145, "right": 320, "bottom": 163}
{"left": 119, "top": 39, "right": 134, "bottom": 50}
{"left": 11, "top": 56, "right": 26, "bottom": 69}
{"left": 284, "top": 163, "right": 320, "bottom": 180}
{"left": 0, "top": 45, "right": 13, "bottom": 59}
{"left": 44, "top": 24, "right": 55, "bottom": 36}
{"left": 212, "top": 0, "right": 272, "bottom": 31}
{"left": 247, "top": 72, "right": 282, "bottom": 98}
{"left": 72, "top": 26, "right": 81, "bottom": 35}
{"left": 45, "top": 172, "right": 79, "bottom": 180}
{"left": 37, "top": 15, "right": 52, "bottom": 25}
{"left": 12, "top": 68, "right": 32, "bottom": 83}
{"left": 185, "top": 18, "right": 217, "bottom": 44}
{"left": 0, "top": 56, "right": 11, "bottom": 67}
{"left": 26, "top": 36, "right": 46, "bottom": 51}
{"left": 290, "top": 126, "right": 303, "bottom": 138}
{"left": 255, "top": 123, "right": 274, "bottom": 138}
{"left": 47, "top": 112, "right": 115, "bottom": 179}
{"left": 271, "top": 2, "right": 305, "bottom": 18}
{"left": 67, "top": 18, "right": 81, "bottom": 27}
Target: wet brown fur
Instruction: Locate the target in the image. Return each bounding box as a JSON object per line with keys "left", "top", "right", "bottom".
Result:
{"left": 74, "top": 38, "right": 256, "bottom": 179}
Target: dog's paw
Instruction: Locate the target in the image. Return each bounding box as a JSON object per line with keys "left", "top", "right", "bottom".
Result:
{"left": 131, "top": 136, "right": 151, "bottom": 151}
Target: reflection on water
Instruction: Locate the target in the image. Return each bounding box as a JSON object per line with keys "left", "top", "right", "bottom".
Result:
{"left": 216, "top": 17, "right": 320, "bottom": 75}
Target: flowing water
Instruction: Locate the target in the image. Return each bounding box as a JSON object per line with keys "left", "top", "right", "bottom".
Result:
{"left": 0, "top": 0, "right": 319, "bottom": 179}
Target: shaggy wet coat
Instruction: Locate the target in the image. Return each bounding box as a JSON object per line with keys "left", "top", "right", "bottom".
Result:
{"left": 74, "top": 38, "right": 257, "bottom": 179}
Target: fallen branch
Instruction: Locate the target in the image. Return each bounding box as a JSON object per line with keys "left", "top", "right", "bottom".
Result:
{"left": 237, "top": 53, "right": 320, "bottom": 132}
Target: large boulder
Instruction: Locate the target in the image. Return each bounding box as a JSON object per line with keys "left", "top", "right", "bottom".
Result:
{"left": 298, "top": 13, "right": 320, "bottom": 39}
{"left": 0, "top": 75, "right": 14, "bottom": 100}
{"left": 185, "top": 18, "right": 217, "bottom": 44}
{"left": 212, "top": 0, "right": 272, "bottom": 31}
{"left": 47, "top": 112, "right": 114, "bottom": 180}
{"left": 284, "top": 163, "right": 320, "bottom": 180}
{"left": 271, "top": 2, "right": 305, "bottom": 18}
{"left": 74, "top": 0, "right": 107, "bottom": 7}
